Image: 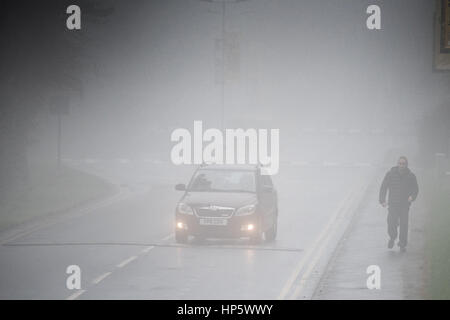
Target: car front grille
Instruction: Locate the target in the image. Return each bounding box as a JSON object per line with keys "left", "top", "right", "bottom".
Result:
{"left": 194, "top": 206, "right": 235, "bottom": 218}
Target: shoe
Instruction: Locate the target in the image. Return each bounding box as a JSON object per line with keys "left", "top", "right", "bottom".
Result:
{"left": 388, "top": 239, "right": 395, "bottom": 249}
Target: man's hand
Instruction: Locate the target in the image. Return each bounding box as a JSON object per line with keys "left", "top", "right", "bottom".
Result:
{"left": 381, "top": 202, "right": 387, "bottom": 208}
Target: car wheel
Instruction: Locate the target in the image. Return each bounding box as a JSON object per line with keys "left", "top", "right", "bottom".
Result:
{"left": 266, "top": 212, "right": 278, "bottom": 242}
{"left": 249, "top": 229, "right": 263, "bottom": 245}
{"left": 265, "top": 219, "right": 277, "bottom": 242}
{"left": 175, "top": 230, "right": 188, "bottom": 244}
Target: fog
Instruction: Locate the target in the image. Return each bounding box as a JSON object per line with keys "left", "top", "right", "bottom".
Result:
{"left": 1, "top": 0, "right": 449, "bottom": 300}
{"left": 21, "top": 0, "right": 448, "bottom": 164}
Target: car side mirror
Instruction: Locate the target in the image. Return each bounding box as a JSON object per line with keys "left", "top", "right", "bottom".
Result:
{"left": 175, "top": 184, "right": 186, "bottom": 191}
{"left": 261, "top": 185, "right": 273, "bottom": 193}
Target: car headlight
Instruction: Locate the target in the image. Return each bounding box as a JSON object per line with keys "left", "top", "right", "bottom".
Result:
{"left": 177, "top": 203, "right": 194, "bottom": 215}
{"left": 235, "top": 204, "right": 256, "bottom": 216}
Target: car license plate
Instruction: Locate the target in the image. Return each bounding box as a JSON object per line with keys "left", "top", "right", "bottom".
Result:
{"left": 199, "top": 218, "right": 228, "bottom": 226}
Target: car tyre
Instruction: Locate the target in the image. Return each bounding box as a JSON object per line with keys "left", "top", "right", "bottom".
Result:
{"left": 249, "top": 228, "right": 263, "bottom": 245}
{"left": 265, "top": 219, "right": 277, "bottom": 242}
{"left": 175, "top": 230, "right": 188, "bottom": 244}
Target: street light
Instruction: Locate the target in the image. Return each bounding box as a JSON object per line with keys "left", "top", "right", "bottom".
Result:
{"left": 49, "top": 96, "right": 70, "bottom": 171}
{"left": 200, "top": 0, "right": 249, "bottom": 131}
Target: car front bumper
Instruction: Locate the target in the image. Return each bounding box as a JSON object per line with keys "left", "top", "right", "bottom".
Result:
{"left": 175, "top": 213, "right": 260, "bottom": 238}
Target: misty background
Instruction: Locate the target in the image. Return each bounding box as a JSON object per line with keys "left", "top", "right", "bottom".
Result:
{"left": 1, "top": 0, "right": 449, "bottom": 203}
{"left": 1, "top": 0, "right": 450, "bottom": 301}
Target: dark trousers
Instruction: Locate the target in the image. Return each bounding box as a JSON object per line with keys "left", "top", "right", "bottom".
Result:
{"left": 387, "top": 205, "right": 410, "bottom": 247}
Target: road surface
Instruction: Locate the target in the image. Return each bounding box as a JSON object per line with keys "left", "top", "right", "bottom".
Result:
{"left": 0, "top": 133, "right": 405, "bottom": 299}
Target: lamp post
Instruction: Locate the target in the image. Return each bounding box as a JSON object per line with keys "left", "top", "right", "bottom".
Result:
{"left": 200, "top": 0, "right": 248, "bottom": 131}
{"left": 49, "top": 96, "right": 70, "bottom": 171}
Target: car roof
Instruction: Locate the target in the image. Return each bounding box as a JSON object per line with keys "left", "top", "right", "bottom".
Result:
{"left": 197, "top": 164, "right": 259, "bottom": 171}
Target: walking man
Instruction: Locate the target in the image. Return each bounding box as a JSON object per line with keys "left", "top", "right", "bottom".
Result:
{"left": 379, "top": 156, "right": 419, "bottom": 252}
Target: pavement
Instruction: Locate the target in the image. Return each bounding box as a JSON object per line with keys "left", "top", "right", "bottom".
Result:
{"left": 313, "top": 170, "right": 427, "bottom": 300}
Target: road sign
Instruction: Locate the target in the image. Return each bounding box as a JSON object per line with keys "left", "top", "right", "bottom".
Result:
{"left": 434, "top": 0, "right": 450, "bottom": 70}
{"left": 444, "top": 0, "right": 450, "bottom": 49}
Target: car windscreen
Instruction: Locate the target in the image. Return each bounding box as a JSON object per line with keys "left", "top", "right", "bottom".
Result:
{"left": 188, "top": 169, "right": 256, "bottom": 193}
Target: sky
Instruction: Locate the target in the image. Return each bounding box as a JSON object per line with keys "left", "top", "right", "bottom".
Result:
{"left": 20, "top": 0, "right": 450, "bottom": 161}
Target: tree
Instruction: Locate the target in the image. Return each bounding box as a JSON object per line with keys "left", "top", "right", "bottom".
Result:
{"left": 0, "top": 0, "right": 114, "bottom": 202}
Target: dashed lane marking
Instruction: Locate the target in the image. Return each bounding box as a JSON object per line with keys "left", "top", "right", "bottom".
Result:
{"left": 66, "top": 289, "right": 86, "bottom": 300}
{"left": 92, "top": 272, "right": 112, "bottom": 285}
{"left": 116, "top": 256, "right": 138, "bottom": 268}
{"left": 0, "top": 188, "right": 126, "bottom": 246}
{"left": 141, "top": 246, "right": 155, "bottom": 254}
{"left": 161, "top": 233, "right": 174, "bottom": 241}
{"left": 4, "top": 241, "right": 304, "bottom": 252}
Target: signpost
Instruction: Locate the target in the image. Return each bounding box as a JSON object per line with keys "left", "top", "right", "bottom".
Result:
{"left": 49, "top": 96, "right": 70, "bottom": 170}
{"left": 203, "top": 0, "right": 246, "bottom": 130}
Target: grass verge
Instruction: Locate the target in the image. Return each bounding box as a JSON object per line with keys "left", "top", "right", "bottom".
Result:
{"left": 423, "top": 169, "right": 450, "bottom": 299}
{"left": 0, "top": 163, "right": 116, "bottom": 232}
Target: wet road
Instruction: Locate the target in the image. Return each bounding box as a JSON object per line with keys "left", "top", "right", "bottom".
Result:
{"left": 0, "top": 134, "right": 403, "bottom": 299}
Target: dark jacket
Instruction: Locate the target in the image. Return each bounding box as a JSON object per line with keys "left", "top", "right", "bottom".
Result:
{"left": 379, "top": 166, "right": 419, "bottom": 207}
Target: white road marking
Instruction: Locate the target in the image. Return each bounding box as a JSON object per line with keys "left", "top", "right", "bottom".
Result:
{"left": 0, "top": 187, "right": 126, "bottom": 245}
{"left": 116, "top": 255, "right": 138, "bottom": 268}
{"left": 66, "top": 289, "right": 86, "bottom": 300}
{"left": 290, "top": 182, "right": 370, "bottom": 299}
{"left": 117, "top": 158, "right": 130, "bottom": 164}
{"left": 69, "top": 235, "right": 173, "bottom": 297}
{"left": 291, "top": 218, "right": 344, "bottom": 299}
{"left": 92, "top": 272, "right": 112, "bottom": 285}
{"left": 84, "top": 158, "right": 99, "bottom": 164}
{"left": 354, "top": 162, "right": 372, "bottom": 167}
{"left": 287, "top": 161, "right": 377, "bottom": 168}
{"left": 162, "top": 233, "right": 174, "bottom": 241}
{"left": 141, "top": 246, "right": 155, "bottom": 254}
{"left": 277, "top": 189, "right": 355, "bottom": 300}
{"left": 291, "top": 161, "right": 310, "bottom": 166}
{"left": 323, "top": 161, "right": 340, "bottom": 167}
